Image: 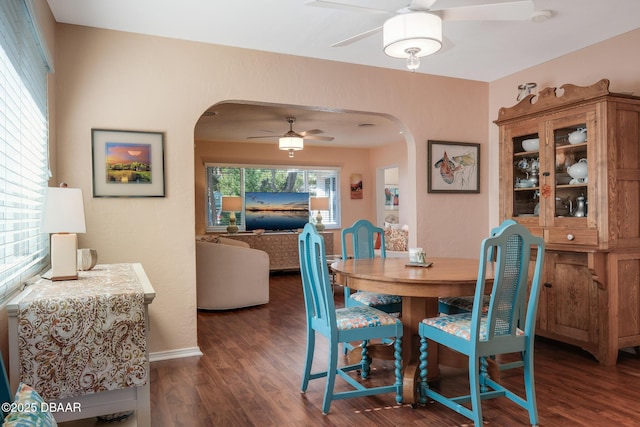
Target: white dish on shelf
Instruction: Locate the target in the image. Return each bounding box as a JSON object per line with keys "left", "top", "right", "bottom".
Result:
{"left": 515, "top": 181, "right": 535, "bottom": 188}
{"left": 522, "top": 138, "right": 539, "bottom": 151}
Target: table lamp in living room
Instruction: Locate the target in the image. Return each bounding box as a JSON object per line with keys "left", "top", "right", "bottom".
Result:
{"left": 310, "top": 197, "right": 329, "bottom": 232}
{"left": 41, "top": 184, "right": 87, "bottom": 281}
{"left": 222, "top": 196, "right": 242, "bottom": 234}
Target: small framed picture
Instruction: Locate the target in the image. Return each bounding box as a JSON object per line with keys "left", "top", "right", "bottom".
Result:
{"left": 428, "top": 140, "right": 480, "bottom": 193}
{"left": 91, "top": 129, "right": 165, "bottom": 197}
{"left": 350, "top": 173, "right": 363, "bottom": 199}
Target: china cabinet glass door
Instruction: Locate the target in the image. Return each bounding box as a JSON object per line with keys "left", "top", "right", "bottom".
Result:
{"left": 545, "top": 110, "right": 595, "bottom": 229}
{"left": 511, "top": 132, "right": 541, "bottom": 218}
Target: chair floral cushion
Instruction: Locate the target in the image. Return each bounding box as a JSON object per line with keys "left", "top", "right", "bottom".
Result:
{"left": 421, "top": 313, "right": 523, "bottom": 341}
{"left": 336, "top": 305, "right": 401, "bottom": 330}
{"left": 350, "top": 291, "right": 402, "bottom": 306}
{"left": 438, "top": 295, "right": 491, "bottom": 313}
{"left": 384, "top": 228, "right": 408, "bottom": 251}
{"left": 3, "top": 382, "right": 58, "bottom": 427}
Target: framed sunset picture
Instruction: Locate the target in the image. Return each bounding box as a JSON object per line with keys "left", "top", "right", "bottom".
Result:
{"left": 92, "top": 129, "right": 165, "bottom": 197}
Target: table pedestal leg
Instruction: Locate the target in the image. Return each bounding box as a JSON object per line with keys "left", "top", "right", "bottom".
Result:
{"left": 401, "top": 296, "right": 439, "bottom": 404}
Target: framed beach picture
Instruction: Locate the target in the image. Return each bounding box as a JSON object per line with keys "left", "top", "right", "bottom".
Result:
{"left": 91, "top": 129, "right": 166, "bottom": 197}
{"left": 427, "top": 140, "right": 480, "bottom": 193}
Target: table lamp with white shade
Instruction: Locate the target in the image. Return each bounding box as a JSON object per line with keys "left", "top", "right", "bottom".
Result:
{"left": 222, "top": 196, "right": 242, "bottom": 234}
{"left": 41, "top": 184, "right": 87, "bottom": 281}
{"left": 310, "top": 197, "right": 329, "bottom": 232}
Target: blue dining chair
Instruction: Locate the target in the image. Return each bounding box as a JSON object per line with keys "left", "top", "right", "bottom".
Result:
{"left": 341, "top": 219, "right": 402, "bottom": 314}
{"left": 298, "top": 223, "right": 403, "bottom": 414}
{"left": 418, "top": 220, "right": 545, "bottom": 426}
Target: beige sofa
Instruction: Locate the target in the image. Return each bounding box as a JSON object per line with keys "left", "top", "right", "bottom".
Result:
{"left": 196, "top": 236, "right": 269, "bottom": 310}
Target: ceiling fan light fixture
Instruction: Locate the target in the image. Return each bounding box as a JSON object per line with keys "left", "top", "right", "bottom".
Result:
{"left": 383, "top": 12, "right": 442, "bottom": 70}
{"left": 278, "top": 116, "right": 304, "bottom": 158}
{"left": 279, "top": 136, "right": 304, "bottom": 158}
{"left": 405, "top": 48, "right": 421, "bottom": 72}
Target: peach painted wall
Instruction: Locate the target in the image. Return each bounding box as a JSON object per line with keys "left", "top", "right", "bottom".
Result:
{"left": 487, "top": 28, "right": 640, "bottom": 229}
{"left": 54, "top": 23, "right": 488, "bottom": 355}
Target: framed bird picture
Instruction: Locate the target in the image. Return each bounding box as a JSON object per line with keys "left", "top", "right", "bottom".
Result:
{"left": 427, "top": 140, "right": 480, "bottom": 193}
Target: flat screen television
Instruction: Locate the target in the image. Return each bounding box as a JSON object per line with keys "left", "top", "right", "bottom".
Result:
{"left": 245, "top": 192, "right": 310, "bottom": 231}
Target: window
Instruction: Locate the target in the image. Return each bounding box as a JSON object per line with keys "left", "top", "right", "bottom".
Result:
{"left": 205, "top": 164, "right": 340, "bottom": 232}
{"left": 0, "top": 0, "right": 51, "bottom": 300}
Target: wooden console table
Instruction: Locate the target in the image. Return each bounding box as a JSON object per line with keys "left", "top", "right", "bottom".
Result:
{"left": 7, "top": 263, "right": 155, "bottom": 425}
{"left": 221, "top": 231, "right": 334, "bottom": 271}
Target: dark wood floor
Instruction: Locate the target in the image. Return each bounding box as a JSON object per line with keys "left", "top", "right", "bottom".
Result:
{"left": 150, "top": 272, "right": 640, "bottom": 426}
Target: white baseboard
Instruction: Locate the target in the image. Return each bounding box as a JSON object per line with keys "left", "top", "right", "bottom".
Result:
{"left": 149, "top": 346, "right": 203, "bottom": 362}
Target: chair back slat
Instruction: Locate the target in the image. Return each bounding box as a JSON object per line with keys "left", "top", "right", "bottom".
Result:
{"left": 341, "top": 219, "right": 385, "bottom": 260}
{"left": 490, "top": 234, "right": 525, "bottom": 337}
{"left": 299, "top": 223, "right": 335, "bottom": 331}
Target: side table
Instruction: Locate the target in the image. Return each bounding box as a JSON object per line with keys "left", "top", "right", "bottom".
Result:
{"left": 6, "top": 263, "right": 155, "bottom": 425}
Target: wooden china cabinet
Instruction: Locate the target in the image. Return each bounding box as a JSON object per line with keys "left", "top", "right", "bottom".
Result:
{"left": 495, "top": 79, "right": 640, "bottom": 365}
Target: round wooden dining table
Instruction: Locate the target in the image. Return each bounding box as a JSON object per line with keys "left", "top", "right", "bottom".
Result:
{"left": 331, "top": 256, "right": 492, "bottom": 404}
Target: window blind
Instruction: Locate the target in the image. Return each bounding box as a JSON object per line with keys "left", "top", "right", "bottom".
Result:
{"left": 0, "top": 0, "right": 50, "bottom": 300}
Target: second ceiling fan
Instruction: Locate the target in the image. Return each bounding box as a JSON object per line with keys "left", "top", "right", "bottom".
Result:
{"left": 248, "top": 116, "right": 335, "bottom": 158}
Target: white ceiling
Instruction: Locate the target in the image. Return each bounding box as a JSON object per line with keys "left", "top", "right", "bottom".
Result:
{"left": 46, "top": 0, "right": 640, "bottom": 82}
{"left": 45, "top": 0, "right": 640, "bottom": 148}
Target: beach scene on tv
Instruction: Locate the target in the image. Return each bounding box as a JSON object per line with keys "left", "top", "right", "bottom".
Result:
{"left": 245, "top": 192, "right": 310, "bottom": 231}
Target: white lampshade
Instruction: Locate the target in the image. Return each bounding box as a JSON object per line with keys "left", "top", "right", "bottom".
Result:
{"left": 310, "top": 197, "right": 329, "bottom": 212}
{"left": 279, "top": 136, "right": 304, "bottom": 151}
{"left": 41, "top": 187, "right": 87, "bottom": 234}
{"left": 383, "top": 12, "right": 443, "bottom": 59}
{"left": 41, "top": 186, "right": 87, "bottom": 281}
{"left": 221, "top": 196, "right": 242, "bottom": 213}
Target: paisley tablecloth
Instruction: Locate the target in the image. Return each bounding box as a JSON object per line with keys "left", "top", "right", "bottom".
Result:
{"left": 16, "top": 264, "right": 148, "bottom": 401}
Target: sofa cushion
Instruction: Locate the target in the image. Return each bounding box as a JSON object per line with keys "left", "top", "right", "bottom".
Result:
{"left": 197, "top": 235, "right": 250, "bottom": 248}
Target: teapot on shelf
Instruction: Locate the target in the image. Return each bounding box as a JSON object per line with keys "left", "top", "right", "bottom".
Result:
{"left": 567, "top": 158, "right": 588, "bottom": 182}
{"left": 568, "top": 127, "right": 587, "bottom": 144}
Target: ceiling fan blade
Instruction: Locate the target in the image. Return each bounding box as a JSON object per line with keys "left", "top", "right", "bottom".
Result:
{"left": 299, "top": 129, "right": 324, "bottom": 136}
{"left": 247, "top": 135, "right": 279, "bottom": 140}
{"left": 408, "top": 0, "right": 439, "bottom": 11}
{"left": 305, "top": 0, "right": 395, "bottom": 14}
{"left": 305, "top": 135, "right": 335, "bottom": 141}
{"left": 438, "top": 0, "right": 533, "bottom": 21}
{"left": 331, "top": 25, "right": 383, "bottom": 47}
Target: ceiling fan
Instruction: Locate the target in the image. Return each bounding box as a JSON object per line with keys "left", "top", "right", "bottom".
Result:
{"left": 307, "top": 0, "right": 548, "bottom": 70}
{"left": 247, "top": 116, "right": 334, "bottom": 158}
